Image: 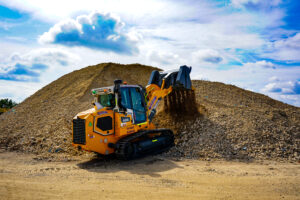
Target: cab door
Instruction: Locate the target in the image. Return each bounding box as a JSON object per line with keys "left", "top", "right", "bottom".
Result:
{"left": 129, "top": 87, "right": 147, "bottom": 124}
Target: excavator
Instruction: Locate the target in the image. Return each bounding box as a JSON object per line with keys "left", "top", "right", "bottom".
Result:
{"left": 72, "top": 65, "right": 193, "bottom": 159}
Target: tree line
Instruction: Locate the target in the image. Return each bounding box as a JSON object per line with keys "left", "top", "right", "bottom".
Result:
{"left": 0, "top": 98, "right": 18, "bottom": 109}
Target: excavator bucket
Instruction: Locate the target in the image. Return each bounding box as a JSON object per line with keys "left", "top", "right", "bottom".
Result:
{"left": 148, "top": 65, "right": 196, "bottom": 114}
{"left": 148, "top": 65, "right": 192, "bottom": 90}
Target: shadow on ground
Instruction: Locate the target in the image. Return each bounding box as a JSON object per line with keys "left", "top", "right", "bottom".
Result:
{"left": 77, "top": 155, "right": 183, "bottom": 177}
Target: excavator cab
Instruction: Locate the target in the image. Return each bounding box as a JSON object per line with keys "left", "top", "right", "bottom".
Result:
{"left": 92, "top": 83, "right": 148, "bottom": 124}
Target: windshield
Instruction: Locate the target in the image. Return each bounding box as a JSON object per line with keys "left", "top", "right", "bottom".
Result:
{"left": 98, "top": 94, "right": 115, "bottom": 107}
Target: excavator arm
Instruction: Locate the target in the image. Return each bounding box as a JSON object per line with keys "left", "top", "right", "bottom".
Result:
{"left": 145, "top": 65, "right": 192, "bottom": 121}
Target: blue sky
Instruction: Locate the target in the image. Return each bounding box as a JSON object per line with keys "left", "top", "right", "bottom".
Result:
{"left": 0, "top": 0, "right": 299, "bottom": 106}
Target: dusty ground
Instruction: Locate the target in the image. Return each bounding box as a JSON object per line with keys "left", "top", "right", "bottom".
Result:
{"left": 0, "top": 152, "right": 299, "bottom": 200}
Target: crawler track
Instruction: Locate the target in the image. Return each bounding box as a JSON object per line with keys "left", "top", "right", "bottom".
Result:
{"left": 115, "top": 129, "right": 174, "bottom": 160}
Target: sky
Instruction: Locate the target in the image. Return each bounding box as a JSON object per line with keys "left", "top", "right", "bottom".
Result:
{"left": 0, "top": 0, "right": 299, "bottom": 106}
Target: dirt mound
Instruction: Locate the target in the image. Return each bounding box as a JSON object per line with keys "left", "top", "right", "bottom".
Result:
{"left": 0, "top": 63, "right": 299, "bottom": 161}
{"left": 154, "top": 81, "right": 300, "bottom": 161}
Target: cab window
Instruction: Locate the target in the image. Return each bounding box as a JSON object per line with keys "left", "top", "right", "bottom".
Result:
{"left": 98, "top": 94, "right": 115, "bottom": 107}
{"left": 120, "top": 88, "right": 132, "bottom": 109}
{"left": 130, "top": 87, "right": 145, "bottom": 112}
{"left": 129, "top": 87, "right": 146, "bottom": 123}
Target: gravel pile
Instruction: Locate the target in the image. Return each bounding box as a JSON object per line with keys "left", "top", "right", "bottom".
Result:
{"left": 0, "top": 63, "right": 299, "bottom": 161}
{"left": 155, "top": 81, "right": 300, "bottom": 161}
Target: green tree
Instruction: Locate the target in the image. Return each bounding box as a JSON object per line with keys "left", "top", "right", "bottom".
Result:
{"left": 0, "top": 98, "right": 18, "bottom": 109}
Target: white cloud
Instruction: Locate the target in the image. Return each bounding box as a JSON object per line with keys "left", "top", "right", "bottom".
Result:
{"left": 0, "top": 48, "right": 81, "bottom": 83}
{"left": 274, "top": 33, "right": 300, "bottom": 49}
{"left": 262, "top": 82, "right": 282, "bottom": 93}
{"left": 0, "top": 80, "right": 43, "bottom": 102}
{"left": 280, "top": 95, "right": 299, "bottom": 101}
{"left": 243, "top": 60, "right": 276, "bottom": 69}
{"left": 39, "top": 11, "right": 137, "bottom": 54}
{"left": 29, "top": 48, "right": 80, "bottom": 65}
{"left": 148, "top": 51, "right": 180, "bottom": 66}
{"left": 1, "top": 48, "right": 80, "bottom": 68}
{"left": 264, "top": 33, "right": 300, "bottom": 62}
{"left": 0, "top": 0, "right": 212, "bottom": 24}
{"left": 261, "top": 80, "right": 300, "bottom": 106}
{"left": 231, "top": 0, "right": 282, "bottom": 8}
{"left": 1, "top": 0, "right": 264, "bottom": 51}
{"left": 193, "top": 49, "right": 223, "bottom": 64}
{"left": 0, "top": 47, "right": 83, "bottom": 101}
{"left": 0, "top": 21, "right": 19, "bottom": 30}
{"left": 262, "top": 81, "right": 300, "bottom": 95}
{"left": 268, "top": 76, "right": 279, "bottom": 82}
{"left": 191, "top": 59, "right": 300, "bottom": 106}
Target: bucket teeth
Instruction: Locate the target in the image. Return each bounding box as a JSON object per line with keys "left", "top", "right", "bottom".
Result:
{"left": 164, "top": 89, "right": 196, "bottom": 114}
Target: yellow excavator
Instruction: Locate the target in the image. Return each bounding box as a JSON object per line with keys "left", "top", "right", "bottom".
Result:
{"left": 72, "top": 65, "right": 193, "bottom": 159}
